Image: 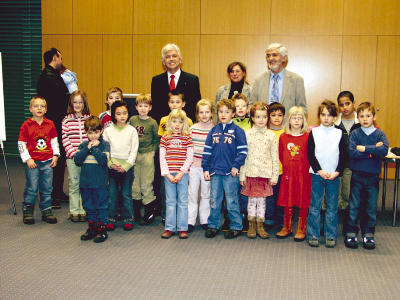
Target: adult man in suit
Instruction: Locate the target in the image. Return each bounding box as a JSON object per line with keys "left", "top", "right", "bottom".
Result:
{"left": 151, "top": 43, "right": 201, "bottom": 122}
{"left": 250, "top": 43, "right": 307, "bottom": 115}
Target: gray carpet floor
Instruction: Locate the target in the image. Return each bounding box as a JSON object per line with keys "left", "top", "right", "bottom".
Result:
{"left": 1, "top": 157, "right": 400, "bottom": 299}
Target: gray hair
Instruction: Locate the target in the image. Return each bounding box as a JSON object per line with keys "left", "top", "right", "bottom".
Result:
{"left": 161, "top": 43, "right": 182, "bottom": 61}
{"left": 266, "top": 43, "right": 288, "bottom": 57}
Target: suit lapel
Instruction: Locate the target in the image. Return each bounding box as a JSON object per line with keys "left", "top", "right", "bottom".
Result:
{"left": 265, "top": 71, "right": 270, "bottom": 101}
{"left": 176, "top": 70, "right": 185, "bottom": 90}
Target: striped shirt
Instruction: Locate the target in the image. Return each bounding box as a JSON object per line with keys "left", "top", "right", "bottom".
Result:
{"left": 190, "top": 121, "right": 213, "bottom": 167}
{"left": 159, "top": 134, "right": 194, "bottom": 176}
{"left": 62, "top": 113, "right": 89, "bottom": 159}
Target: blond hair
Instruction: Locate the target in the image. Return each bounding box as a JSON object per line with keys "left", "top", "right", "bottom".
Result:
{"left": 136, "top": 93, "right": 152, "bottom": 105}
{"left": 284, "top": 106, "right": 308, "bottom": 135}
{"left": 30, "top": 96, "right": 46, "bottom": 107}
{"left": 196, "top": 99, "right": 214, "bottom": 122}
{"left": 165, "top": 109, "right": 191, "bottom": 136}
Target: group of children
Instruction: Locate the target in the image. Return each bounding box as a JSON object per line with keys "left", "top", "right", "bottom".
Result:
{"left": 18, "top": 87, "right": 389, "bottom": 249}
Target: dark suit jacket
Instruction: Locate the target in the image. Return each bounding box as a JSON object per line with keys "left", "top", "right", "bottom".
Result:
{"left": 150, "top": 70, "right": 201, "bottom": 123}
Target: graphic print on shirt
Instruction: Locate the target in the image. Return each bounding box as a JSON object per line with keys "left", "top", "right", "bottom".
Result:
{"left": 287, "top": 142, "right": 300, "bottom": 158}
{"left": 135, "top": 126, "right": 145, "bottom": 137}
{"left": 36, "top": 137, "right": 47, "bottom": 151}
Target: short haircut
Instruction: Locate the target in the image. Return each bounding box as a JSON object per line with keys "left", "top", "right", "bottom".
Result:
{"left": 161, "top": 43, "right": 182, "bottom": 61}
{"left": 249, "top": 101, "right": 269, "bottom": 126}
{"left": 284, "top": 106, "right": 308, "bottom": 135}
{"left": 195, "top": 99, "right": 214, "bottom": 122}
{"left": 168, "top": 89, "right": 184, "bottom": 101}
{"left": 337, "top": 90, "right": 354, "bottom": 103}
{"left": 266, "top": 43, "right": 288, "bottom": 68}
{"left": 217, "top": 99, "right": 236, "bottom": 113}
{"left": 357, "top": 101, "right": 375, "bottom": 116}
{"left": 30, "top": 96, "right": 46, "bottom": 107}
{"left": 84, "top": 116, "right": 102, "bottom": 132}
{"left": 227, "top": 61, "right": 247, "bottom": 82}
{"left": 165, "top": 109, "right": 191, "bottom": 136}
{"left": 110, "top": 101, "right": 128, "bottom": 123}
{"left": 318, "top": 100, "right": 338, "bottom": 118}
{"left": 106, "top": 87, "right": 123, "bottom": 100}
{"left": 268, "top": 102, "right": 285, "bottom": 115}
{"left": 43, "top": 48, "right": 60, "bottom": 65}
{"left": 232, "top": 93, "right": 249, "bottom": 105}
{"left": 136, "top": 93, "right": 152, "bottom": 106}
{"left": 67, "top": 90, "right": 90, "bottom": 115}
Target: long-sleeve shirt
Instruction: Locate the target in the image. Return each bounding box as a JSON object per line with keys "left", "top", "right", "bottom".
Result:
{"left": 190, "top": 121, "right": 214, "bottom": 167}
{"left": 62, "top": 113, "right": 89, "bottom": 159}
{"left": 128, "top": 115, "right": 159, "bottom": 153}
{"left": 159, "top": 134, "right": 193, "bottom": 176}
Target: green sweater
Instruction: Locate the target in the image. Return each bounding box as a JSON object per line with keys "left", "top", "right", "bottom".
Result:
{"left": 128, "top": 115, "right": 159, "bottom": 153}
{"left": 233, "top": 117, "right": 252, "bottom": 132}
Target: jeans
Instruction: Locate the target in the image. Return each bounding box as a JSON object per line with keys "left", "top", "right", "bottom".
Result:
{"left": 307, "top": 174, "right": 339, "bottom": 240}
{"left": 208, "top": 174, "right": 242, "bottom": 231}
{"left": 23, "top": 160, "right": 53, "bottom": 211}
{"left": 164, "top": 172, "right": 189, "bottom": 232}
{"left": 66, "top": 159, "right": 85, "bottom": 215}
{"left": 265, "top": 175, "right": 283, "bottom": 226}
{"left": 108, "top": 168, "right": 134, "bottom": 221}
{"left": 347, "top": 171, "right": 379, "bottom": 235}
{"left": 81, "top": 187, "right": 108, "bottom": 224}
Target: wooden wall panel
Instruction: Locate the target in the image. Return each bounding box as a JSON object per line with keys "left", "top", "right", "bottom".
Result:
{"left": 42, "top": 35, "right": 73, "bottom": 69}
{"left": 102, "top": 35, "right": 133, "bottom": 100}
{"left": 201, "top": 0, "right": 271, "bottom": 34}
{"left": 41, "top": 0, "right": 72, "bottom": 34}
{"left": 132, "top": 35, "right": 200, "bottom": 94}
{"left": 133, "top": 0, "right": 200, "bottom": 34}
{"left": 344, "top": 0, "right": 400, "bottom": 35}
{"left": 341, "top": 36, "right": 377, "bottom": 102}
{"left": 374, "top": 37, "right": 400, "bottom": 146}
{"left": 73, "top": 0, "right": 133, "bottom": 34}
{"left": 271, "top": 0, "right": 343, "bottom": 35}
{"left": 73, "top": 35, "right": 103, "bottom": 116}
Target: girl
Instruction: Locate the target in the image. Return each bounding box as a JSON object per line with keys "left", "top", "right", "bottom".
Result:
{"left": 276, "top": 106, "right": 310, "bottom": 242}
{"left": 240, "top": 102, "right": 279, "bottom": 239}
{"left": 307, "top": 100, "right": 345, "bottom": 248}
{"left": 61, "top": 90, "right": 90, "bottom": 222}
{"left": 188, "top": 99, "right": 214, "bottom": 232}
{"left": 103, "top": 101, "right": 139, "bottom": 231}
{"left": 160, "top": 109, "right": 193, "bottom": 239}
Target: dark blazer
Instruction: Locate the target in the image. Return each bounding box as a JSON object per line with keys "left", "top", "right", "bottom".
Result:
{"left": 150, "top": 70, "right": 201, "bottom": 123}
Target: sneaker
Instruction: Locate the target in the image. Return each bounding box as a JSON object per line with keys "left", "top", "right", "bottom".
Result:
{"left": 308, "top": 238, "right": 319, "bottom": 247}
{"left": 344, "top": 233, "right": 359, "bottom": 249}
{"left": 224, "top": 229, "right": 241, "bottom": 239}
{"left": 70, "top": 214, "right": 80, "bottom": 223}
{"left": 41, "top": 209, "right": 57, "bottom": 224}
{"left": 80, "top": 222, "right": 97, "bottom": 241}
{"left": 205, "top": 228, "right": 219, "bottom": 238}
{"left": 188, "top": 224, "right": 195, "bottom": 233}
{"left": 79, "top": 214, "right": 87, "bottom": 222}
{"left": 106, "top": 219, "right": 116, "bottom": 231}
{"left": 23, "top": 207, "right": 35, "bottom": 225}
{"left": 93, "top": 223, "right": 108, "bottom": 243}
{"left": 362, "top": 234, "right": 375, "bottom": 250}
{"left": 179, "top": 231, "right": 188, "bottom": 239}
{"left": 123, "top": 219, "right": 134, "bottom": 231}
{"left": 141, "top": 202, "right": 155, "bottom": 225}
{"left": 325, "top": 239, "right": 336, "bottom": 248}
{"left": 161, "top": 230, "right": 175, "bottom": 239}
{"left": 200, "top": 224, "right": 208, "bottom": 230}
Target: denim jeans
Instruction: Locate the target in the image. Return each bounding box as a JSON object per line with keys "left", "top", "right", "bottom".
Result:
{"left": 208, "top": 174, "right": 242, "bottom": 231}
{"left": 164, "top": 172, "right": 189, "bottom": 232}
{"left": 23, "top": 160, "right": 53, "bottom": 211}
{"left": 265, "top": 175, "right": 283, "bottom": 226}
{"left": 347, "top": 171, "right": 379, "bottom": 235}
{"left": 307, "top": 174, "right": 339, "bottom": 240}
{"left": 108, "top": 167, "right": 134, "bottom": 221}
{"left": 81, "top": 187, "right": 108, "bottom": 224}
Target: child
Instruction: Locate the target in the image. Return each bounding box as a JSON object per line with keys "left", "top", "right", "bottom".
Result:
{"left": 240, "top": 102, "right": 279, "bottom": 239}
{"left": 188, "top": 99, "right": 214, "bottom": 232}
{"left": 74, "top": 116, "right": 110, "bottom": 243}
{"left": 103, "top": 101, "right": 139, "bottom": 231}
{"left": 99, "top": 87, "right": 123, "bottom": 129}
{"left": 18, "top": 96, "right": 59, "bottom": 224}
{"left": 62, "top": 90, "right": 90, "bottom": 222}
{"left": 202, "top": 99, "right": 247, "bottom": 239}
{"left": 276, "top": 106, "right": 310, "bottom": 242}
{"left": 344, "top": 102, "right": 389, "bottom": 250}
{"left": 232, "top": 93, "right": 251, "bottom": 131}
{"left": 307, "top": 100, "right": 346, "bottom": 248}
{"left": 128, "top": 94, "right": 159, "bottom": 225}
{"left": 160, "top": 109, "right": 193, "bottom": 239}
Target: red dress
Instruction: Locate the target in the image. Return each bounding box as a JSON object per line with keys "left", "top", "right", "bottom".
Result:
{"left": 277, "top": 132, "right": 311, "bottom": 208}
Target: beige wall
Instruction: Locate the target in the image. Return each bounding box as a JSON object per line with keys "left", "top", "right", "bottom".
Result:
{"left": 42, "top": 0, "right": 400, "bottom": 146}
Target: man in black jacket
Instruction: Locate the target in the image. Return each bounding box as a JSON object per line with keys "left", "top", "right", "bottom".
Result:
{"left": 37, "top": 48, "right": 70, "bottom": 208}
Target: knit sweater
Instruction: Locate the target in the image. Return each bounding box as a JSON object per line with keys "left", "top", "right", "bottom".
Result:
{"left": 62, "top": 113, "right": 89, "bottom": 159}
{"left": 271, "top": 128, "right": 285, "bottom": 174}
{"left": 128, "top": 115, "right": 159, "bottom": 153}
{"left": 239, "top": 127, "right": 279, "bottom": 183}
{"left": 159, "top": 134, "right": 194, "bottom": 176}
{"left": 99, "top": 111, "right": 113, "bottom": 129}
{"left": 190, "top": 121, "right": 214, "bottom": 167}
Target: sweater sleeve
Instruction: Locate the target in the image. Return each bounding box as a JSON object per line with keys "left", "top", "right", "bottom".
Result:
{"left": 201, "top": 129, "right": 214, "bottom": 172}
{"left": 125, "top": 126, "right": 139, "bottom": 169}
{"left": 180, "top": 141, "right": 194, "bottom": 173}
{"left": 50, "top": 137, "right": 60, "bottom": 157}
{"left": 364, "top": 130, "right": 389, "bottom": 158}
{"left": 335, "top": 131, "right": 346, "bottom": 174}
{"left": 74, "top": 143, "right": 89, "bottom": 166}
{"left": 349, "top": 130, "right": 370, "bottom": 159}
{"left": 152, "top": 120, "right": 160, "bottom": 152}
{"left": 307, "top": 131, "right": 322, "bottom": 173}
{"left": 270, "top": 133, "right": 280, "bottom": 184}
{"left": 91, "top": 143, "right": 109, "bottom": 167}
{"left": 61, "top": 118, "right": 74, "bottom": 159}
{"left": 232, "top": 127, "right": 248, "bottom": 170}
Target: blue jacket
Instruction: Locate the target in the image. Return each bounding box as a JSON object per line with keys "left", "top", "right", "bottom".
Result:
{"left": 201, "top": 122, "right": 247, "bottom": 176}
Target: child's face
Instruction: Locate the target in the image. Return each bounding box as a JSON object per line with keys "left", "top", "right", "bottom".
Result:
{"left": 171, "top": 117, "right": 184, "bottom": 134}
{"left": 87, "top": 129, "right": 102, "bottom": 142}
{"left": 114, "top": 106, "right": 129, "bottom": 125}
{"left": 198, "top": 105, "right": 212, "bottom": 123}
{"left": 106, "top": 92, "right": 122, "bottom": 108}
{"left": 269, "top": 110, "right": 284, "bottom": 128}
{"left": 289, "top": 113, "right": 304, "bottom": 131}
{"left": 29, "top": 99, "right": 47, "bottom": 118}
{"left": 234, "top": 99, "right": 248, "bottom": 118}
{"left": 319, "top": 108, "right": 334, "bottom": 127}
{"left": 136, "top": 103, "right": 152, "bottom": 118}
{"left": 338, "top": 96, "right": 355, "bottom": 119}
{"left": 72, "top": 95, "right": 84, "bottom": 114}
{"left": 358, "top": 109, "right": 375, "bottom": 128}
{"left": 218, "top": 105, "right": 234, "bottom": 124}
{"left": 168, "top": 96, "right": 185, "bottom": 110}
{"left": 252, "top": 110, "right": 268, "bottom": 128}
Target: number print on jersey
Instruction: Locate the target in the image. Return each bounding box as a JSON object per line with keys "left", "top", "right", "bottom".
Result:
{"left": 135, "top": 126, "right": 145, "bottom": 137}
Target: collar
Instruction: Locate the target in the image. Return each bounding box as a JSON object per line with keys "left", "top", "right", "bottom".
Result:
{"left": 361, "top": 126, "right": 376, "bottom": 135}
{"left": 167, "top": 69, "right": 181, "bottom": 81}
{"left": 334, "top": 112, "right": 358, "bottom": 126}
{"left": 270, "top": 69, "right": 285, "bottom": 80}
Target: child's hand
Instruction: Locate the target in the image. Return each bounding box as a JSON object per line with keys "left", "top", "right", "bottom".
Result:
{"left": 91, "top": 140, "right": 100, "bottom": 147}
{"left": 271, "top": 181, "right": 277, "bottom": 186}
{"left": 328, "top": 171, "right": 339, "bottom": 181}
{"left": 204, "top": 171, "right": 210, "bottom": 181}
{"left": 49, "top": 156, "right": 58, "bottom": 168}
{"left": 317, "top": 170, "right": 330, "bottom": 180}
{"left": 356, "top": 145, "right": 365, "bottom": 152}
{"left": 166, "top": 174, "right": 175, "bottom": 183}
{"left": 26, "top": 158, "right": 37, "bottom": 169}
{"left": 174, "top": 172, "right": 184, "bottom": 183}
{"left": 240, "top": 180, "right": 246, "bottom": 187}
{"left": 87, "top": 141, "right": 93, "bottom": 149}
{"left": 376, "top": 141, "right": 383, "bottom": 147}
{"left": 231, "top": 167, "right": 239, "bottom": 177}
{"left": 111, "top": 164, "right": 124, "bottom": 172}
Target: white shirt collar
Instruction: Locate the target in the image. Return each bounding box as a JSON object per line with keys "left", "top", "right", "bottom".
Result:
{"left": 167, "top": 69, "right": 181, "bottom": 84}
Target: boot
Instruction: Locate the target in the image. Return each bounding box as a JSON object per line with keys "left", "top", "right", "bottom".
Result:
{"left": 80, "top": 221, "right": 97, "bottom": 241}
{"left": 256, "top": 218, "right": 269, "bottom": 239}
{"left": 133, "top": 200, "right": 142, "bottom": 223}
{"left": 23, "top": 206, "right": 35, "bottom": 225}
{"left": 276, "top": 214, "right": 292, "bottom": 239}
{"left": 141, "top": 201, "right": 156, "bottom": 225}
{"left": 93, "top": 223, "right": 108, "bottom": 243}
{"left": 247, "top": 217, "right": 256, "bottom": 238}
{"left": 41, "top": 209, "right": 57, "bottom": 224}
{"left": 294, "top": 216, "right": 307, "bottom": 242}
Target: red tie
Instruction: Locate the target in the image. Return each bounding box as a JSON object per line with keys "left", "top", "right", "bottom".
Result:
{"left": 169, "top": 74, "right": 175, "bottom": 91}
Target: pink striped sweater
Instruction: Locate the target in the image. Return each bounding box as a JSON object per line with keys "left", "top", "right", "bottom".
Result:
{"left": 159, "top": 134, "right": 193, "bottom": 176}
{"left": 190, "top": 121, "right": 213, "bottom": 167}
{"left": 62, "top": 113, "right": 89, "bottom": 159}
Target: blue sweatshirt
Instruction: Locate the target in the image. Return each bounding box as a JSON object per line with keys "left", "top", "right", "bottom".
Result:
{"left": 201, "top": 122, "right": 247, "bottom": 176}
{"left": 349, "top": 127, "right": 389, "bottom": 174}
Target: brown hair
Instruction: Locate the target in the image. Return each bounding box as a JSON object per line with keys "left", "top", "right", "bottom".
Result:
{"left": 67, "top": 90, "right": 90, "bottom": 115}
{"left": 232, "top": 93, "right": 249, "bottom": 105}
{"left": 168, "top": 89, "right": 184, "bottom": 101}
{"left": 317, "top": 100, "right": 338, "bottom": 119}
{"left": 136, "top": 93, "right": 152, "bottom": 106}
{"left": 227, "top": 61, "right": 248, "bottom": 84}
{"left": 84, "top": 116, "right": 102, "bottom": 132}
{"left": 216, "top": 99, "right": 236, "bottom": 113}
{"left": 249, "top": 102, "right": 269, "bottom": 126}
{"left": 357, "top": 101, "right": 375, "bottom": 116}
{"left": 105, "top": 87, "right": 123, "bottom": 101}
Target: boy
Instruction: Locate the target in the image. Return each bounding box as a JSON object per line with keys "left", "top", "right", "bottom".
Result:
{"left": 202, "top": 99, "right": 248, "bottom": 239}
{"left": 129, "top": 94, "right": 159, "bottom": 225}
{"left": 18, "top": 96, "right": 60, "bottom": 225}
{"left": 74, "top": 116, "right": 110, "bottom": 243}
{"left": 99, "top": 87, "right": 123, "bottom": 129}
{"left": 344, "top": 102, "right": 389, "bottom": 250}
{"left": 232, "top": 93, "right": 251, "bottom": 131}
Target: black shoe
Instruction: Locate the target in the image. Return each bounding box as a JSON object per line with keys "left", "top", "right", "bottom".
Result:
{"left": 133, "top": 199, "right": 142, "bottom": 223}
{"left": 201, "top": 224, "right": 208, "bottom": 230}
{"left": 205, "top": 228, "right": 219, "bottom": 238}
{"left": 141, "top": 201, "right": 156, "bottom": 225}
{"left": 344, "top": 234, "right": 359, "bottom": 249}
{"left": 51, "top": 200, "right": 61, "bottom": 210}
{"left": 264, "top": 223, "right": 274, "bottom": 231}
{"left": 188, "top": 224, "right": 195, "bottom": 233}
{"left": 362, "top": 234, "right": 375, "bottom": 250}
{"left": 222, "top": 218, "right": 230, "bottom": 232}
{"left": 94, "top": 224, "right": 108, "bottom": 243}
{"left": 41, "top": 209, "right": 57, "bottom": 224}
{"left": 23, "top": 207, "right": 35, "bottom": 225}
{"left": 81, "top": 222, "right": 97, "bottom": 241}
{"left": 224, "top": 229, "right": 241, "bottom": 239}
